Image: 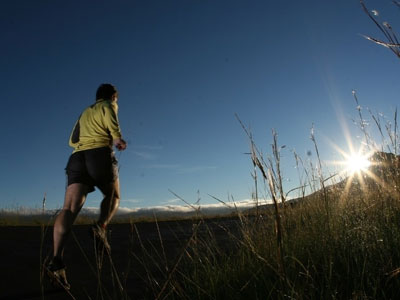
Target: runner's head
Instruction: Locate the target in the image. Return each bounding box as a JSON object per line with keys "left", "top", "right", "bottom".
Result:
{"left": 96, "top": 83, "right": 118, "bottom": 101}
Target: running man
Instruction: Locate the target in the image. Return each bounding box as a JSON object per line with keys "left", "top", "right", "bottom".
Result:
{"left": 46, "top": 83, "right": 127, "bottom": 289}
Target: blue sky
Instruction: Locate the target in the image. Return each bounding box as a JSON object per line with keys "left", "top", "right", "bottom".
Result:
{"left": 1, "top": 0, "right": 400, "bottom": 210}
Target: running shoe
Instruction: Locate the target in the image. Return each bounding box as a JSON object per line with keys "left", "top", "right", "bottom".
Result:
{"left": 45, "top": 257, "right": 71, "bottom": 290}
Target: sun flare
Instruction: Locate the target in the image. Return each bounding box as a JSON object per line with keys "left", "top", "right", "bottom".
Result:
{"left": 345, "top": 153, "right": 371, "bottom": 174}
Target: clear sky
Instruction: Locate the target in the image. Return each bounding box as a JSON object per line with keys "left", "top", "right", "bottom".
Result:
{"left": 1, "top": 0, "right": 400, "bottom": 211}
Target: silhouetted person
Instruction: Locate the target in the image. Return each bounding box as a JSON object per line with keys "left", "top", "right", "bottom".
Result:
{"left": 46, "top": 83, "right": 127, "bottom": 289}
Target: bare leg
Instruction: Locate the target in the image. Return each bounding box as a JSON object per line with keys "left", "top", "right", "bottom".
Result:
{"left": 53, "top": 183, "right": 89, "bottom": 259}
{"left": 98, "top": 179, "right": 120, "bottom": 227}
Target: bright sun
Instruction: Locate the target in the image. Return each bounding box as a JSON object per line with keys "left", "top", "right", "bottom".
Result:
{"left": 346, "top": 153, "right": 371, "bottom": 174}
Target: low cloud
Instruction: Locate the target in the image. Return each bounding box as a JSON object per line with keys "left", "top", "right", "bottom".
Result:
{"left": 116, "top": 198, "right": 270, "bottom": 215}
{"left": 75, "top": 200, "right": 264, "bottom": 216}
{"left": 117, "top": 207, "right": 139, "bottom": 214}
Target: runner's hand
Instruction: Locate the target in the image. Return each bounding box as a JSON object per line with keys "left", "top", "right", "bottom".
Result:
{"left": 113, "top": 138, "right": 127, "bottom": 151}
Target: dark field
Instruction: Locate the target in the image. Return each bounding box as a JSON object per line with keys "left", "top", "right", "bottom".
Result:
{"left": 0, "top": 218, "right": 241, "bottom": 300}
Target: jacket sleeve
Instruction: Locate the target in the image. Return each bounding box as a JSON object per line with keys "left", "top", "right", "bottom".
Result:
{"left": 103, "top": 102, "right": 122, "bottom": 139}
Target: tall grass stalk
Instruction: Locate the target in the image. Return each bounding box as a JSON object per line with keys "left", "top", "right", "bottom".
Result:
{"left": 361, "top": 0, "right": 400, "bottom": 58}
{"left": 39, "top": 193, "right": 46, "bottom": 300}
{"left": 310, "top": 124, "right": 331, "bottom": 235}
{"left": 235, "top": 115, "right": 287, "bottom": 287}
{"left": 271, "top": 129, "right": 286, "bottom": 207}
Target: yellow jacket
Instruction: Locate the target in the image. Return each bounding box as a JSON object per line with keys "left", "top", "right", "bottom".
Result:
{"left": 69, "top": 99, "right": 122, "bottom": 153}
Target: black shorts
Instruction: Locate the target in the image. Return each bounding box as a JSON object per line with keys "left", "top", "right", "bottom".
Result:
{"left": 65, "top": 147, "right": 118, "bottom": 193}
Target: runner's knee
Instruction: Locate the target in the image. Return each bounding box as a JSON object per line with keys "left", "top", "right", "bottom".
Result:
{"left": 105, "top": 192, "right": 120, "bottom": 206}
{"left": 102, "top": 183, "right": 120, "bottom": 200}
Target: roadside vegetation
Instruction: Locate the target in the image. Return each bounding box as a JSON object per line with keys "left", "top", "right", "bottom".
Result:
{"left": 143, "top": 95, "right": 400, "bottom": 299}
